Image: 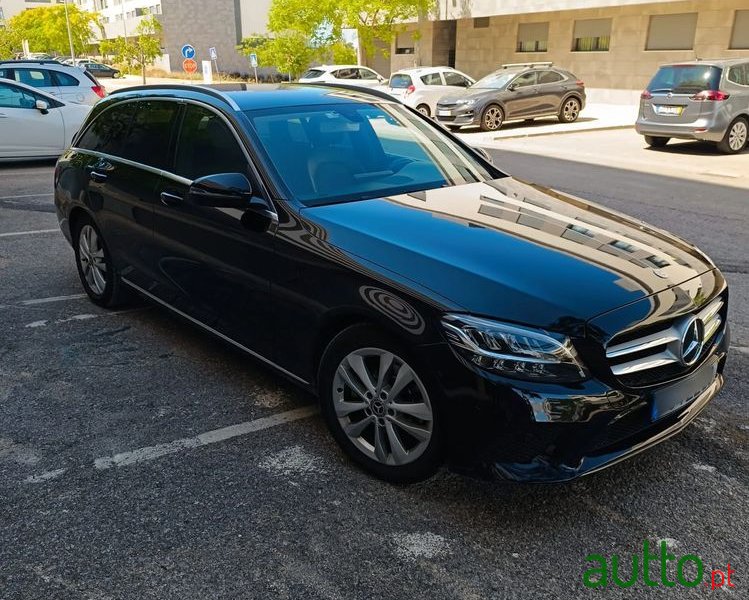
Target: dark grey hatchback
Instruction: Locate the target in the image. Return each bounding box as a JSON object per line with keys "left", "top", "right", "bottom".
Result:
{"left": 54, "top": 84, "right": 728, "bottom": 484}
{"left": 436, "top": 63, "right": 586, "bottom": 131}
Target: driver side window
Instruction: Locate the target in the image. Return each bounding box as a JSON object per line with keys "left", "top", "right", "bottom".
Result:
{"left": 0, "top": 82, "right": 38, "bottom": 109}
{"left": 512, "top": 72, "right": 537, "bottom": 88}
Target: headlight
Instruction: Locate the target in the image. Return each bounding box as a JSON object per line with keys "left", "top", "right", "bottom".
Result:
{"left": 456, "top": 98, "right": 476, "bottom": 106}
{"left": 441, "top": 314, "right": 587, "bottom": 382}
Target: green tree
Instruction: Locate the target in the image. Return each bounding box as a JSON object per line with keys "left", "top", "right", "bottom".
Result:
{"left": 6, "top": 5, "right": 101, "bottom": 56}
{"left": 0, "top": 26, "right": 22, "bottom": 60}
{"left": 101, "top": 16, "right": 162, "bottom": 84}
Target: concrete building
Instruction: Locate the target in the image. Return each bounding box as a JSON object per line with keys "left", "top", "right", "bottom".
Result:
{"left": 382, "top": 0, "right": 749, "bottom": 98}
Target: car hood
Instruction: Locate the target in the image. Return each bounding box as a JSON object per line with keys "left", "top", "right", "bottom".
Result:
{"left": 299, "top": 179, "right": 716, "bottom": 333}
{"left": 438, "top": 88, "right": 500, "bottom": 104}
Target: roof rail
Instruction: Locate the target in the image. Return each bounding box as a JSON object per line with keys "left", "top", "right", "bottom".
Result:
{"left": 0, "top": 59, "right": 64, "bottom": 65}
{"left": 109, "top": 83, "right": 241, "bottom": 109}
{"left": 289, "top": 82, "right": 398, "bottom": 103}
{"left": 501, "top": 61, "right": 553, "bottom": 69}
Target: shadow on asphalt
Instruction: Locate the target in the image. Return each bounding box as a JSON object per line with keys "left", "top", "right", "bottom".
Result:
{"left": 455, "top": 116, "right": 596, "bottom": 134}
{"left": 644, "top": 140, "right": 748, "bottom": 156}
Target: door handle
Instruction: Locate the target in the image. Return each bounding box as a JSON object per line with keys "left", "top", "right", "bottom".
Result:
{"left": 160, "top": 191, "right": 183, "bottom": 206}
{"left": 0, "top": 113, "right": 7, "bottom": 118}
{"left": 89, "top": 171, "right": 108, "bottom": 183}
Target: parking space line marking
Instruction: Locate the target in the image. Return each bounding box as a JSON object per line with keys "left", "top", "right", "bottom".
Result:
{"left": 0, "top": 228, "right": 59, "bottom": 238}
{"left": 93, "top": 405, "right": 318, "bottom": 470}
{"left": 24, "top": 469, "right": 68, "bottom": 484}
{"left": 0, "top": 193, "right": 54, "bottom": 200}
{"left": 19, "top": 294, "right": 86, "bottom": 306}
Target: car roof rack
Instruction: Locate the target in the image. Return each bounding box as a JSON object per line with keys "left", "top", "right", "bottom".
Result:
{"left": 109, "top": 83, "right": 241, "bottom": 110}
{"left": 0, "top": 59, "right": 64, "bottom": 65}
{"left": 501, "top": 61, "right": 553, "bottom": 69}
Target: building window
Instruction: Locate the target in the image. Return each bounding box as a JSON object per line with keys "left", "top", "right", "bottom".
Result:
{"left": 516, "top": 22, "right": 549, "bottom": 53}
{"left": 572, "top": 19, "right": 611, "bottom": 52}
{"left": 395, "top": 31, "right": 415, "bottom": 55}
{"left": 646, "top": 13, "right": 698, "bottom": 51}
{"left": 474, "top": 17, "right": 490, "bottom": 29}
{"left": 731, "top": 10, "right": 749, "bottom": 49}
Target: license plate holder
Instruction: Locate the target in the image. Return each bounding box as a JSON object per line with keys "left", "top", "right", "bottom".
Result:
{"left": 655, "top": 105, "right": 684, "bottom": 116}
{"left": 437, "top": 110, "right": 451, "bottom": 116}
{"left": 650, "top": 357, "right": 718, "bottom": 421}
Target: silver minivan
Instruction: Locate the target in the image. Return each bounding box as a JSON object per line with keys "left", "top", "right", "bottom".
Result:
{"left": 636, "top": 59, "right": 749, "bottom": 154}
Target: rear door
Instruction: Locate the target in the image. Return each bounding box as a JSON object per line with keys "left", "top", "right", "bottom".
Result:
{"left": 642, "top": 64, "right": 722, "bottom": 124}
{"left": 151, "top": 102, "right": 276, "bottom": 357}
{"left": 0, "top": 81, "right": 65, "bottom": 157}
{"left": 52, "top": 69, "right": 87, "bottom": 104}
{"left": 535, "top": 69, "right": 566, "bottom": 114}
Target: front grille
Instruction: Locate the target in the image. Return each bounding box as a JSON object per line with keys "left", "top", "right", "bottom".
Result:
{"left": 605, "top": 297, "right": 724, "bottom": 387}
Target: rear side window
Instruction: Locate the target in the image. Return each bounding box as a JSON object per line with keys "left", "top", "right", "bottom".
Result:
{"left": 302, "top": 69, "right": 324, "bottom": 79}
{"left": 53, "top": 71, "right": 80, "bottom": 87}
{"left": 421, "top": 72, "right": 442, "bottom": 85}
{"left": 174, "top": 105, "right": 248, "bottom": 180}
{"left": 15, "top": 69, "right": 54, "bottom": 87}
{"left": 647, "top": 65, "right": 722, "bottom": 93}
{"left": 538, "top": 70, "right": 564, "bottom": 84}
{"left": 120, "top": 101, "right": 179, "bottom": 169}
{"left": 728, "top": 64, "right": 749, "bottom": 86}
{"left": 77, "top": 103, "right": 136, "bottom": 155}
{"left": 389, "top": 74, "right": 413, "bottom": 88}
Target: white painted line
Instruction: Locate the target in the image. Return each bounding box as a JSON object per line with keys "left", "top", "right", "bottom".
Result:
{"left": 24, "top": 468, "right": 68, "bottom": 484}
{"left": 0, "top": 192, "right": 54, "bottom": 200}
{"left": 0, "top": 228, "right": 59, "bottom": 238}
{"left": 94, "top": 405, "right": 318, "bottom": 470}
{"left": 22, "top": 308, "right": 144, "bottom": 328}
{"left": 731, "top": 345, "right": 749, "bottom": 355}
{"left": 20, "top": 294, "right": 86, "bottom": 306}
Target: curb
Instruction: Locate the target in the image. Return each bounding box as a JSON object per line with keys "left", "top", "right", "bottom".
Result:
{"left": 492, "top": 123, "right": 634, "bottom": 141}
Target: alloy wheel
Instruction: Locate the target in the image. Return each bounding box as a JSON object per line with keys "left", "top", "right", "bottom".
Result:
{"left": 78, "top": 224, "right": 107, "bottom": 296}
{"left": 332, "top": 348, "right": 433, "bottom": 466}
{"left": 483, "top": 106, "right": 503, "bottom": 130}
{"left": 729, "top": 120, "right": 747, "bottom": 152}
{"left": 563, "top": 99, "right": 580, "bottom": 122}
{"left": 417, "top": 105, "right": 430, "bottom": 116}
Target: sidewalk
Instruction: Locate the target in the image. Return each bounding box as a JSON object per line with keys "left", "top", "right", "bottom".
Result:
{"left": 456, "top": 102, "right": 638, "bottom": 145}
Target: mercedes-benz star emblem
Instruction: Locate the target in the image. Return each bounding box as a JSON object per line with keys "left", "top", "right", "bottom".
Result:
{"left": 679, "top": 316, "right": 705, "bottom": 366}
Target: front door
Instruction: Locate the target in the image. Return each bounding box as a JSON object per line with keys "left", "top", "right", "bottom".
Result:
{"left": 503, "top": 71, "right": 539, "bottom": 119}
{"left": 151, "top": 103, "right": 276, "bottom": 358}
{"left": 0, "top": 82, "right": 64, "bottom": 157}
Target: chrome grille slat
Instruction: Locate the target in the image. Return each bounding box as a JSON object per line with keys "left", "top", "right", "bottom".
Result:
{"left": 605, "top": 297, "right": 724, "bottom": 378}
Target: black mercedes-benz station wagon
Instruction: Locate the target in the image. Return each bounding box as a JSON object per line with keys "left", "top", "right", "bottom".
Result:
{"left": 54, "top": 84, "right": 730, "bottom": 483}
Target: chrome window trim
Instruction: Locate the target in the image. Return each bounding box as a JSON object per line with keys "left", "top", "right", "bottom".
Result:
{"left": 121, "top": 277, "right": 309, "bottom": 386}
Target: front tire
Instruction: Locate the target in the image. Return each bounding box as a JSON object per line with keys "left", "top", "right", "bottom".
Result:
{"left": 480, "top": 104, "right": 504, "bottom": 131}
{"left": 644, "top": 135, "right": 670, "bottom": 148}
{"left": 73, "top": 216, "right": 128, "bottom": 308}
{"left": 717, "top": 117, "right": 748, "bottom": 154}
{"left": 416, "top": 104, "right": 430, "bottom": 117}
{"left": 318, "top": 324, "right": 444, "bottom": 483}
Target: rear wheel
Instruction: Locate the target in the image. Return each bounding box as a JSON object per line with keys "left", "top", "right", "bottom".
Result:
{"left": 318, "top": 324, "right": 444, "bottom": 483}
{"left": 416, "top": 104, "right": 430, "bottom": 117}
{"left": 644, "top": 135, "right": 670, "bottom": 148}
{"left": 73, "top": 216, "right": 128, "bottom": 308}
{"left": 558, "top": 97, "right": 581, "bottom": 123}
{"left": 480, "top": 104, "right": 504, "bottom": 131}
{"left": 717, "top": 117, "right": 748, "bottom": 154}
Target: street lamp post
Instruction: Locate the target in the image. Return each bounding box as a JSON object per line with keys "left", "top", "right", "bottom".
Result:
{"left": 63, "top": 0, "right": 76, "bottom": 61}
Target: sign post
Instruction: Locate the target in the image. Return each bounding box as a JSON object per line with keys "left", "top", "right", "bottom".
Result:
{"left": 249, "top": 53, "right": 258, "bottom": 83}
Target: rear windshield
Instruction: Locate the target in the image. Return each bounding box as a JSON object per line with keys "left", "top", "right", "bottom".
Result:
{"left": 647, "top": 65, "right": 722, "bottom": 94}
{"left": 388, "top": 74, "right": 413, "bottom": 88}
{"left": 302, "top": 69, "right": 325, "bottom": 79}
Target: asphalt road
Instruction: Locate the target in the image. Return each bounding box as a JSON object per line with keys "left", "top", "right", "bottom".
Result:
{"left": 1, "top": 156, "right": 746, "bottom": 599}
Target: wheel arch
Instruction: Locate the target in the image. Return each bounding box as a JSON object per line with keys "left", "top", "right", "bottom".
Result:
{"left": 68, "top": 205, "right": 97, "bottom": 238}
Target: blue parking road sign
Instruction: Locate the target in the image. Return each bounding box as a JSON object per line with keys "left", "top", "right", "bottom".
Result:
{"left": 249, "top": 53, "right": 258, "bottom": 68}
{"left": 181, "top": 44, "right": 195, "bottom": 59}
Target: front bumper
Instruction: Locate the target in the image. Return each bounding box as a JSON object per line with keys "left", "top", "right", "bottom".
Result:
{"left": 435, "top": 106, "right": 478, "bottom": 127}
{"left": 635, "top": 110, "right": 731, "bottom": 143}
{"left": 423, "top": 324, "right": 729, "bottom": 483}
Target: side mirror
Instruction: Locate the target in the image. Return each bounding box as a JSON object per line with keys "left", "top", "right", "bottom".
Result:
{"left": 187, "top": 173, "right": 253, "bottom": 208}
{"left": 35, "top": 99, "right": 49, "bottom": 115}
{"left": 507, "top": 83, "right": 517, "bottom": 92}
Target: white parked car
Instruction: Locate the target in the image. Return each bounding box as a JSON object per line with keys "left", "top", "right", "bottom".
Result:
{"left": 0, "top": 60, "right": 106, "bottom": 106}
{"left": 299, "top": 65, "right": 386, "bottom": 88}
{"left": 0, "top": 78, "right": 92, "bottom": 161}
{"left": 382, "top": 67, "right": 475, "bottom": 117}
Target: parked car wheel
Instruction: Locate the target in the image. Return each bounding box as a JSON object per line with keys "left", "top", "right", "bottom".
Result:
{"left": 480, "top": 104, "right": 504, "bottom": 132}
{"left": 559, "top": 97, "right": 581, "bottom": 123}
{"left": 73, "top": 216, "right": 128, "bottom": 308}
{"left": 717, "top": 117, "right": 748, "bottom": 154}
{"left": 112, "top": 71, "right": 121, "bottom": 79}
{"left": 644, "top": 135, "right": 670, "bottom": 148}
{"left": 318, "top": 324, "right": 444, "bottom": 483}
{"left": 416, "top": 104, "right": 431, "bottom": 117}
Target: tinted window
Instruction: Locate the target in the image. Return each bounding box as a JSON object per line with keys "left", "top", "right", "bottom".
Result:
{"left": 513, "top": 72, "right": 537, "bottom": 87}
{"left": 77, "top": 103, "right": 136, "bottom": 155}
{"left": 334, "top": 69, "right": 359, "bottom": 80}
{"left": 0, "top": 68, "right": 13, "bottom": 80}
{"left": 537, "top": 70, "right": 563, "bottom": 84}
{"left": 15, "top": 69, "right": 54, "bottom": 87}
{"left": 444, "top": 72, "right": 471, "bottom": 87}
{"left": 302, "top": 69, "right": 324, "bottom": 79}
{"left": 175, "top": 105, "right": 248, "bottom": 180}
{"left": 389, "top": 74, "right": 413, "bottom": 88}
{"left": 421, "top": 72, "right": 442, "bottom": 85}
{"left": 53, "top": 71, "right": 80, "bottom": 87}
{"left": 647, "top": 65, "right": 722, "bottom": 93}
{"left": 249, "top": 103, "right": 494, "bottom": 206}
{"left": 728, "top": 64, "right": 748, "bottom": 86}
{"left": 0, "top": 82, "right": 37, "bottom": 109}
{"left": 120, "top": 101, "right": 179, "bottom": 169}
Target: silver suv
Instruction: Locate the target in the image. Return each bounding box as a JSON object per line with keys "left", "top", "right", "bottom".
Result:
{"left": 636, "top": 59, "right": 749, "bottom": 154}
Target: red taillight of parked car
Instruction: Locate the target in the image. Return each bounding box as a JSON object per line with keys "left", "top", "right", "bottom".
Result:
{"left": 92, "top": 85, "right": 106, "bottom": 99}
{"left": 690, "top": 90, "right": 730, "bottom": 101}
{"left": 640, "top": 90, "right": 653, "bottom": 100}
{"left": 405, "top": 84, "right": 415, "bottom": 95}
{"left": 576, "top": 80, "right": 585, "bottom": 87}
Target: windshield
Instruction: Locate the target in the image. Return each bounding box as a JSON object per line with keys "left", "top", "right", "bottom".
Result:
{"left": 647, "top": 65, "right": 722, "bottom": 94}
{"left": 471, "top": 71, "right": 516, "bottom": 90}
{"left": 247, "top": 103, "right": 496, "bottom": 207}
